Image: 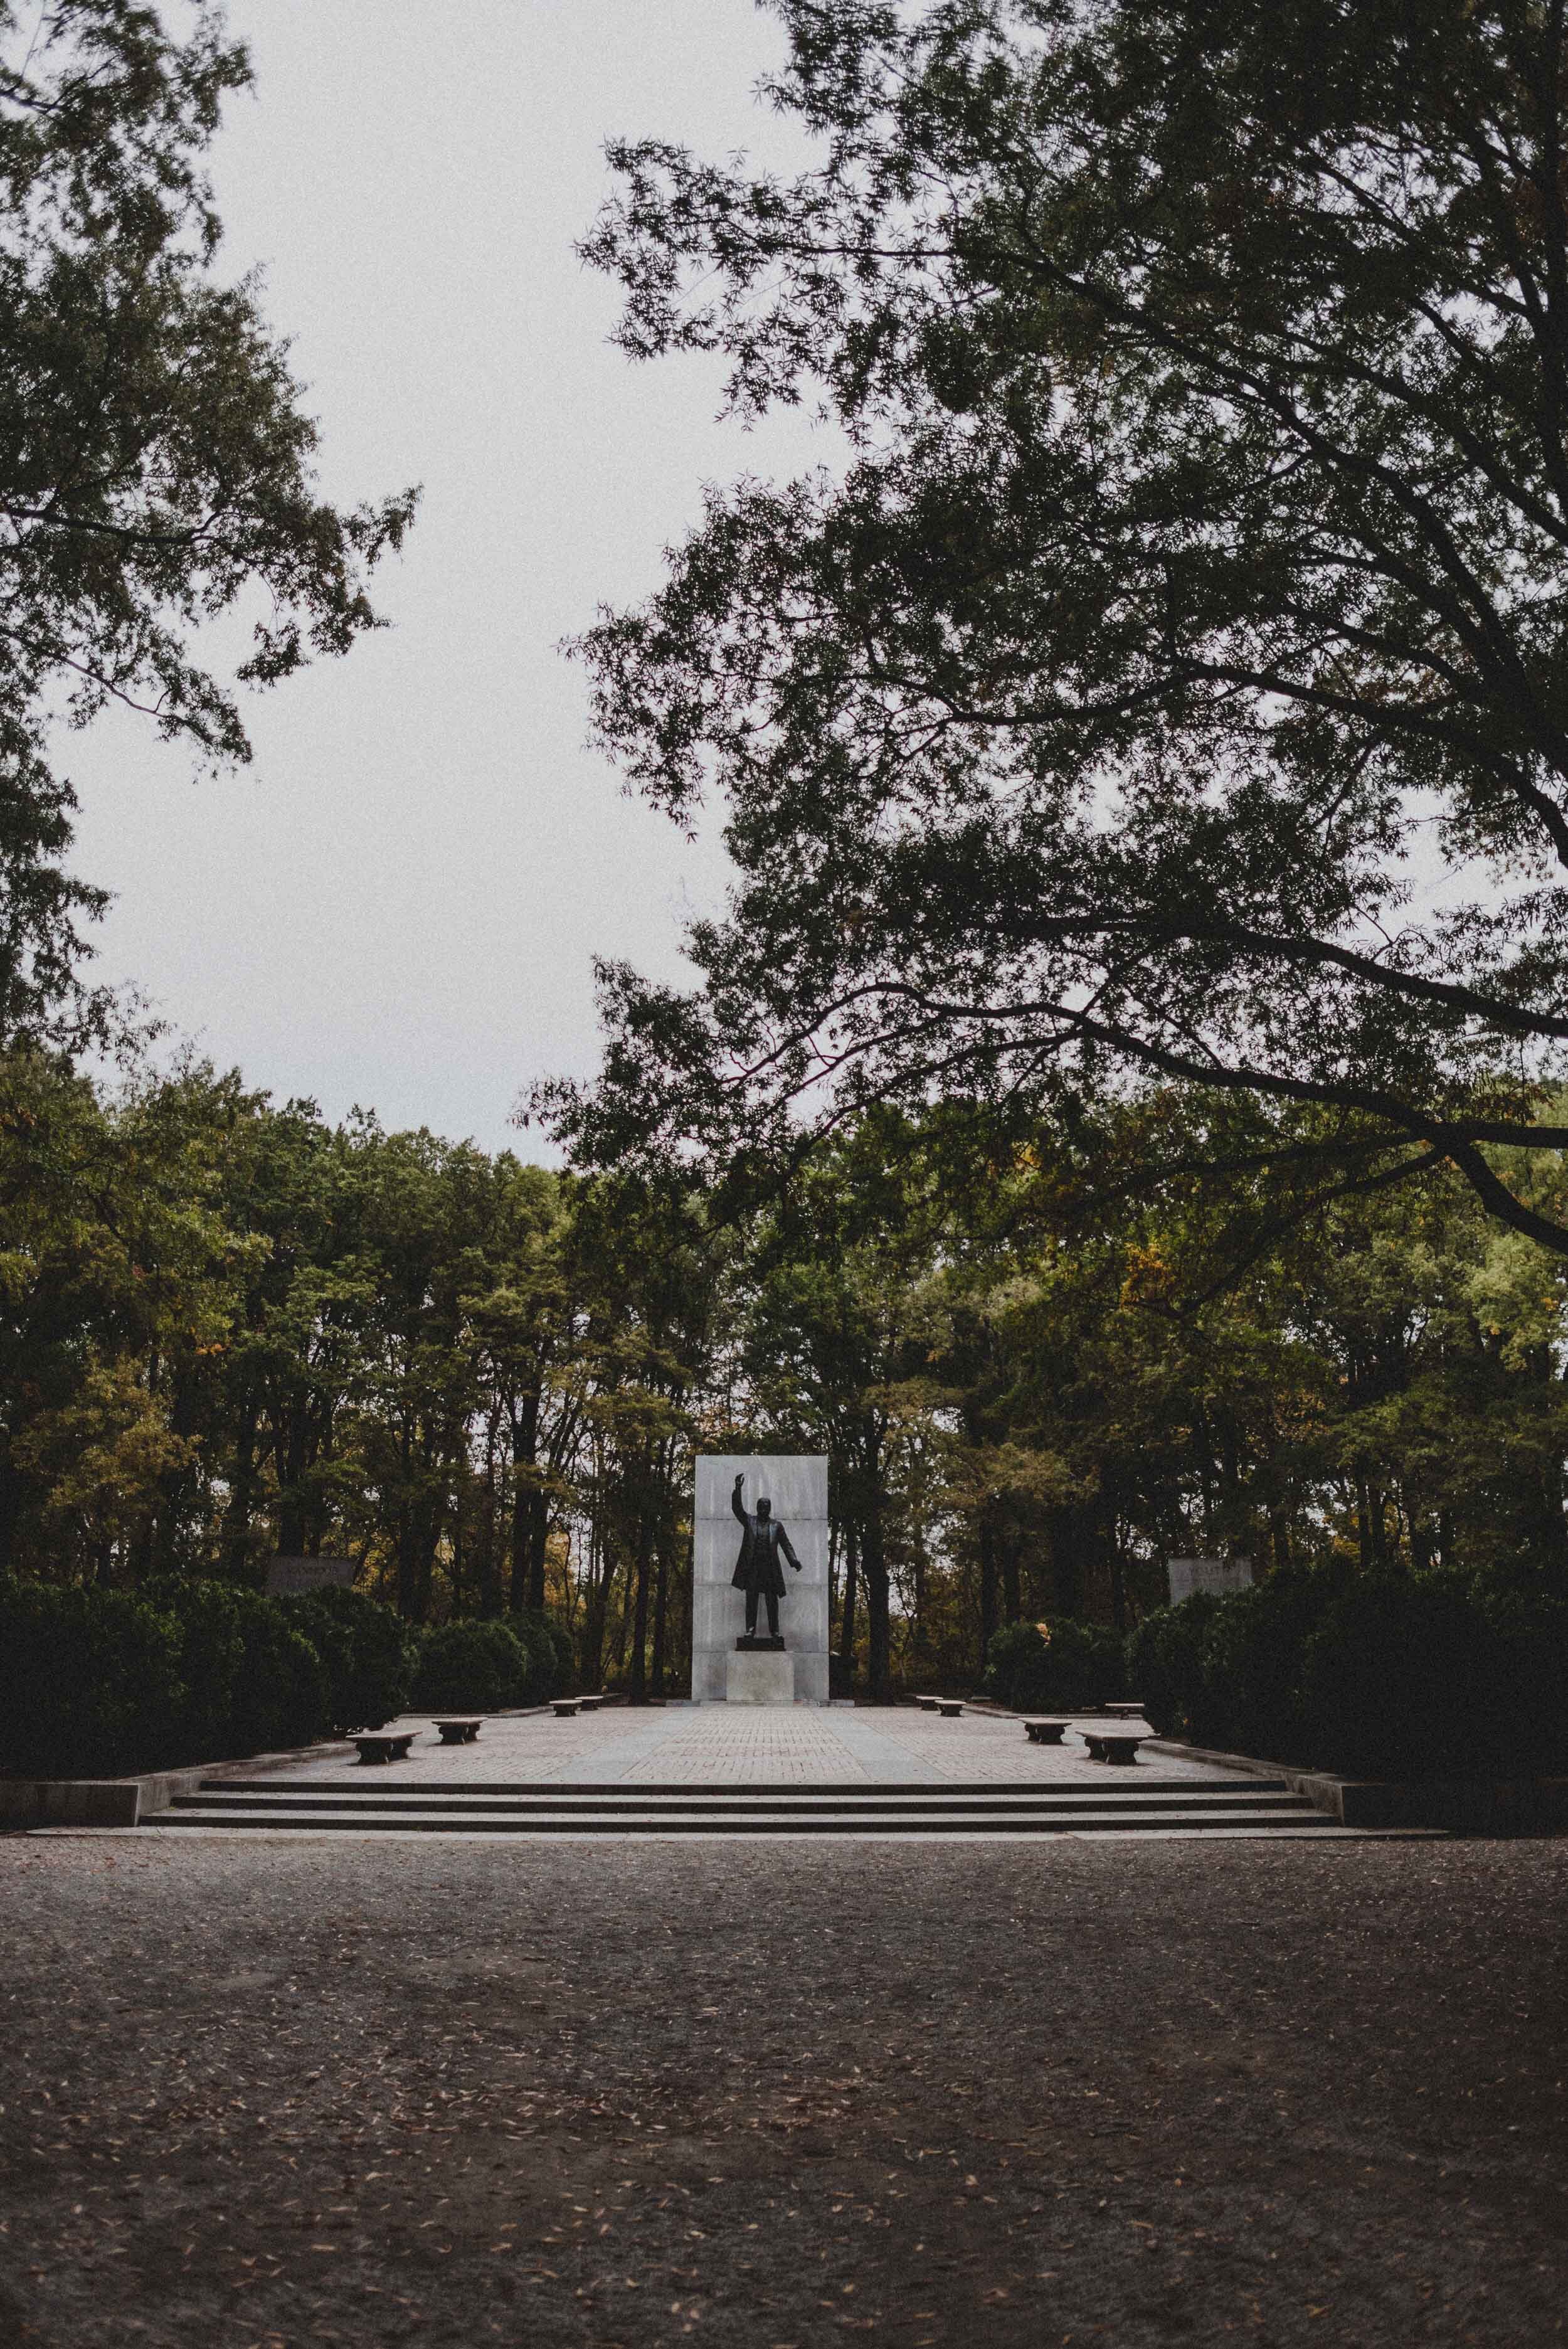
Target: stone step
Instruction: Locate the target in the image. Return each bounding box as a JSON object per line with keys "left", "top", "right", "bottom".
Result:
{"left": 152, "top": 1801, "right": 1333, "bottom": 1836}
{"left": 172, "top": 1785, "right": 1313, "bottom": 1816}
{"left": 196, "top": 1774, "right": 1293, "bottom": 1800}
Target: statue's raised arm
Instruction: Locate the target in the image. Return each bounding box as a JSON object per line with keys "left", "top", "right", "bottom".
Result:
{"left": 732, "top": 1471, "right": 748, "bottom": 1525}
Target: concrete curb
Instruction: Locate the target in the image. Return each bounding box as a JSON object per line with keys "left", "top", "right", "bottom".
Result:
{"left": 1, "top": 1736, "right": 356, "bottom": 1829}
{"left": 1, "top": 1705, "right": 561, "bottom": 1831}
{"left": 1143, "top": 1737, "right": 1568, "bottom": 1832}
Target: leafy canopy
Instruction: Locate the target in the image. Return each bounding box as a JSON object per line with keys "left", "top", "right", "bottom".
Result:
{"left": 557, "top": 0, "right": 1568, "bottom": 1251}
{"left": 0, "top": 3, "right": 418, "bottom": 1045}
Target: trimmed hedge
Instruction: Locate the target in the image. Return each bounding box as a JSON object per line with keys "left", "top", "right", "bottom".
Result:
{"left": 505, "top": 1608, "right": 569, "bottom": 1704}
{"left": 282, "top": 1586, "right": 412, "bottom": 1732}
{"left": 984, "top": 1617, "right": 1126, "bottom": 1711}
{"left": 0, "top": 1576, "right": 584, "bottom": 1777}
{"left": 146, "top": 1577, "right": 327, "bottom": 1760}
{"left": 1300, "top": 1577, "right": 1568, "bottom": 1778}
{"left": 1126, "top": 1591, "right": 1223, "bottom": 1738}
{"left": 0, "top": 1578, "right": 186, "bottom": 1778}
{"left": 410, "top": 1619, "right": 533, "bottom": 1712}
{"left": 987, "top": 1568, "right": 1568, "bottom": 1781}
{"left": 1128, "top": 1568, "right": 1568, "bottom": 1778}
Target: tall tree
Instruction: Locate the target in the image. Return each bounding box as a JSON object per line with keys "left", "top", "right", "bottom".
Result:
{"left": 560, "top": 0, "right": 1568, "bottom": 1253}
{"left": 0, "top": 2, "right": 416, "bottom": 1045}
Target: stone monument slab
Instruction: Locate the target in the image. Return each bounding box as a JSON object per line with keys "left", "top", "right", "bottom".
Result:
{"left": 693, "top": 1453, "right": 830, "bottom": 1704}
{"left": 1167, "top": 1556, "right": 1254, "bottom": 1605}
{"left": 265, "top": 1554, "right": 356, "bottom": 1596}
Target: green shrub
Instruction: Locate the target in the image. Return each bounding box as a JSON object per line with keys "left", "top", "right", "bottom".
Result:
{"left": 225, "top": 1599, "right": 328, "bottom": 1753}
{"left": 0, "top": 1577, "right": 186, "bottom": 1777}
{"left": 146, "top": 1578, "right": 328, "bottom": 1759}
{"left": 1126, "top": 1564, "right": 1568, "bottom": 1778}
{"left": 985, "top": 1616, "right": 1126, "bottom": 1710}
{"left": 506, "top": 1608, "right": 569, "bottom": 1702}
{"left": 411, "top": 1618, "right": 531, "bottom": 1711}
{"left": 1191, "top": 1565, "right": 1345, "bottom": 1759}
{"left": 282, "top": 1586, "right": 412, "bottom": 1731}
{"left": 1300, "top": 1576, "right": 1568, "bottom": 1778}
{"left": 1126, "top": 1593, "right": 1223, "bottom": 1737}
{"left": 983, "top": 1620, "right": 1049, "bottom": 1709}
{"left": 545, "top": 1620, "right": 575, "bottom": 1691}
{"left": 1047, "top": 1618, "right": 1127, "bottom": 1707}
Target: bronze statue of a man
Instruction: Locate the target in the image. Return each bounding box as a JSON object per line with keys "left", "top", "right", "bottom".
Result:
{"left": 731, "top": 1471, "right": 802, "bottom": 1643}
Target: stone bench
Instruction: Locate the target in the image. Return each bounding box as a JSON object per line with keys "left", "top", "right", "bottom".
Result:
{"left": 1104, "top": 1701, "right": 1147, "bottom": 1719}
{"left": 914, "top": 1695, "right": 941, "bottom": 1712}
{"left": 1080, "top": 1729, "right": 1145, "bottom": 1764}
{"left": 577, "top": 1693, "right": 607, "bottom": 1710}
{"left": 354, "top": 1732, "right": 416, "bottom": 1765}
{"left": 551, "top": 1699, "right": 581, "bottom": 1719}
{"left": 936, "top": 1699, "right": 964, "bottom": 1719}
{"left": 1022, "top": 1718, "right": 1070, "bottom": 1744}
{"left": 433, "top": 1720, "right": 481, "bottom": 1745}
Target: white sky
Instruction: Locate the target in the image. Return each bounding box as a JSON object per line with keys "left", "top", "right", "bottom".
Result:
{"left": 66, "top": 1, "right": 823, "bottom": 1154}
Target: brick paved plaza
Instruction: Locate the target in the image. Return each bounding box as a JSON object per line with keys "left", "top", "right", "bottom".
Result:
{"left": 243, "top": 1702, "right": 1236, "bottom": 1790}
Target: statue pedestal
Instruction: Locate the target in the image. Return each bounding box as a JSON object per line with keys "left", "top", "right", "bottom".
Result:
{"left": 726, "top": 1649, "right": 795, "bottom": 1706}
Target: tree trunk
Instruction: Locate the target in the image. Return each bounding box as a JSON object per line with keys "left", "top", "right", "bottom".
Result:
{"left": 509, "top": 1395, "right": 540, "bottom": 1612}
{"left": 274, "top": 1396, "right": 312, "bottom": 1559}
{"left": 478, "top": 1411, "right": 500, "bottom": 1616}
{"left": 1001, "top": 1522, "right": 1022, "bottom": 1625}
{"left": 650, "top": 1533, "right": 669, "bottom": 1697}
{"left": 837, "top": 1521, "right": 859, "bottom": 1685}
{"left": 1047, "top": 1503, "right": 1082, "bottom": 1618}
{"left": 863, "top": 1504, "right": 891, "bottom": 1702}
{"left": 581, "top": 1511, "right": 610, "bottom": 1692}
{"left": 415, "top": 1502, "right": 440, "bottom": 1622}
{"left": 628, "top": 1498, "right": 653, "bottom": 1702}
{"left": 396, "top": 1504, "right": 418, "bottom": 1618}
{"left": 978, "top": 1508, "right": 999, "bottom": 1677}
{"left": 527, "top": 1484, "right": 548, "bottom": 1613}
{"left": 223, "top": 1390, "right": 254, "bottom": 1567}
{"left": 1369, "top": 1483, "right": 1391, "bottom": 1567}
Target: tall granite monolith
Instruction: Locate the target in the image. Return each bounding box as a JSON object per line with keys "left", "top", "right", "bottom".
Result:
{"left": 692, "top": 1454, "right": 830, "bottom": 1704}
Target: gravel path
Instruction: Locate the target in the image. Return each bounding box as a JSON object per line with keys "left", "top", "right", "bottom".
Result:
{"left": 2, "top": 1832, "right": 1564, "bottom": 2348}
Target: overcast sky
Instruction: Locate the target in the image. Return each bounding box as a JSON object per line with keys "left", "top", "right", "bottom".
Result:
{"left": 66, "top": 1, "right": 822, "bottom": 1154}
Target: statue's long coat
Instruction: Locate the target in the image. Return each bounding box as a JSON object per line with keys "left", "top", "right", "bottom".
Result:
{"left": 731, "top": 1499, "right": 801, "bottom": 1598}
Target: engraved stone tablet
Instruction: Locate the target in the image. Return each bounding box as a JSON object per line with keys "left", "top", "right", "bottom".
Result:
{"left": 265, "top": 1554, "right": 357, "bottom": 1595}
{"left": 1167, "top": 1556, "right": 1254, "bottom": 1606}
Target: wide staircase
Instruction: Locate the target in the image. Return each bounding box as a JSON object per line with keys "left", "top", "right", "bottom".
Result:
{"left": 149, "top": 1774, "right": 1355, "bottom": 1838}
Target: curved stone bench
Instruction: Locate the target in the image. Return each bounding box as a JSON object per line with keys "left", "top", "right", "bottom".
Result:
{"left": 1080, "top": 1729, "right": 1145, "bottom": 1764}
{"left": 354, "top": 1732, "right": 416, "bottom": 1765}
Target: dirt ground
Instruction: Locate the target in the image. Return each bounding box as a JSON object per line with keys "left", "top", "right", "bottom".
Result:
{"left": 1, "top": 1830, "right": 1564, "bottom": 2348}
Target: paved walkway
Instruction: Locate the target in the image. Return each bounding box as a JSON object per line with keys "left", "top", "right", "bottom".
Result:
{"left": 244, "top": 1702, "right": 1240, "bottom": 1787}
